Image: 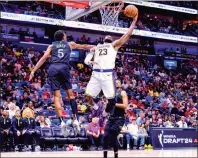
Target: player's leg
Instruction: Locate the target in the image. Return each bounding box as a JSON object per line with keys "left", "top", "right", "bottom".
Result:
{"left": 53, "top": 90, "right": 63, "bottom": 122}
{"left": 102, "top": 73, "right": 116, "bottom": 116}
{"left": 47, "top": 65, "right": 63, "bottom": 122}
{"left": 85, "top": 74, "right": 102, "bottom": 106}
{"left": 103, "top": 120, "right": 111, "bottom": 158}
{"left": 58, "top": 65, "right": 78, "bottom": 120}
{"left": 110, "top": 119, "right": 125, "bottom": 158}
{"left": 65, "top": 89, "right": 78, "bottom": 119}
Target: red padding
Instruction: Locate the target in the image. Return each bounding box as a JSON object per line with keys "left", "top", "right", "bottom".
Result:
{"left": 47, "top": 1, "right": 90, "bottom": 8}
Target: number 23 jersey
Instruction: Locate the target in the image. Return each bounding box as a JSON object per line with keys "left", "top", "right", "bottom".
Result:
{"left": 93, "top": 43, "right": 118, "bottom": 70}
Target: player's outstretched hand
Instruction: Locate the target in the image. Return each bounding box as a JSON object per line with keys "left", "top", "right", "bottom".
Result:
{"left": 133, "top": 12, "right": 138, "bottom": 21}
{"left": 29, "top": 71, "right": 34, "bottom": 81}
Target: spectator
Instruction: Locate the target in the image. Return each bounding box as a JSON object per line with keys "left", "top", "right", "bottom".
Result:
{"left": 39, "top": 115, "right": 51, "bottom": 128}
{"left": 0, "top": 110, "right": 13, "bottom": 150}
{"left": 86, "top": 117, "right": 103, "bottom": 151}
{"left": 33, "top": 32, "right": 38, "bottom": 39}
{"left": 189, "top": 120, "right": 197, "bottom": 128}
{"left": 22, "top": 101, "right": 35, "bottom": 118}
{"left": 1, "top": 101, "right": 9, "bottom": 111}
{"left": 77, "top": 100, "right": 87, "bottom": 114}
{"left": 177, "top": 116, "right": 188, "bottom": 128}
{"left": 88, "top": 114, "right": 93, "bottom": 123}
{"left": 18, "top": 28, "right": 23, "bottom": 35}
{"left": 9, "top": 28, "right": 16, "bottom": 34}
{"left": 136, "top": 111, "right": 145, "bottom": 126}
{"left": 36, "top": 5, "right": 42, "bottom": 13}
{"left": 20, "top": 92, "right": 31, "bottom": 109}
{"left": 66, "top": 114, "right": 79, "bottom": 127}
{"left": 164, "top": 116, "right": 175, "bottom": 128}
{"left": 125, "top": 117, "right": 139, "bottom": 149}
{"left": 156, "top": 118, "right": 165, "bottom": 127}
{"left": 12, "top": 110, "right": 27, "bottom": 151}
{"left": 81, "top": 35, "right": 86, "bottom": 43}
{"left": 46, "top": 106, "right": 56, "bottom": 120}
{"left": 8, "top": 102, "right": 19, "bottom": 119}
{"left": 136, "top": 123, "right": 148, "bottom": 150}
{"left": 79, "top": 116, "right": 86, "bottom": 128}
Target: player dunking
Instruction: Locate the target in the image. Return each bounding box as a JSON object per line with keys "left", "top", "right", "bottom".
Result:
{"left": 103, "top": 80, "right": 128, "bottom": 158}
{"left": 29, "top": 30, "right": 94, "bottom": 125}
{"left": 84, "top": 13, "right": 138, "bottom": 117}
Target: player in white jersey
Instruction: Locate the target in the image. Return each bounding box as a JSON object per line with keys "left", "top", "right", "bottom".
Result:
{"left": 84, "top": 13, "right": 138, "bottom": 116}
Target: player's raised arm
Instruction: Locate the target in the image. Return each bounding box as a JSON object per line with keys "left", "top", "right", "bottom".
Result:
{"left": 69, "top": 42, "right": 95, "bottom": 50}
{"left": 29, "top": 45, "right": 52, "bottom": 81}
{"left": 112, "top": 13, "right": 138, "bottom": 50}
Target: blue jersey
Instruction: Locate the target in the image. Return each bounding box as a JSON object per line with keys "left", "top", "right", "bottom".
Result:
{"left": 50, "top": 41, "right": 71, "bottom": 65}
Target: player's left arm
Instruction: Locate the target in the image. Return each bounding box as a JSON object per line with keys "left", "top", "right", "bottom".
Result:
{"left": 29, "top": 45, "right": 52, "bottom": 81}
{"left": 115, "top": 91, "right": 128, "bottom": 109}
{"left": 84, "top": 47, "right": 97, "bottom": 65}
{"left": 112, "top": 13, "right": 138, "bottom": 50}
{"left": 69, "top": 42, "right": 95, "bottom": 50}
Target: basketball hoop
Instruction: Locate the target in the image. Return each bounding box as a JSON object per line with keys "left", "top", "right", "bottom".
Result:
{"left": 99, "top": 0, "right": 124, "bottom": 27}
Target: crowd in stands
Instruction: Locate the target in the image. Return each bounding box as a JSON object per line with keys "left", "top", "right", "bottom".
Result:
{"left": 0, "top": 33, "right": 198, "bottom": 152}
{"left": 80, "top": 12, "right": 197, "bottom": 36}
{"left": 136, "top": 14, "right": 184, "bottom": 35}
{"left": 154, "top": 1, "right": 197, "bottom": 9}
{"left": 0, "top": 1, "right": 65, "bottom": 19}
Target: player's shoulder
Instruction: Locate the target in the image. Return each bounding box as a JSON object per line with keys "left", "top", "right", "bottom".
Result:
{"left": 120, "top": 90, "right": 127, "bottom": 96}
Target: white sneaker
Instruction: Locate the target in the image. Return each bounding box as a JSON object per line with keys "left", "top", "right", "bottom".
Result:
{"left": 35, "top": 145, "right": 41, "bottom": 152}
{"left": 15, "top": 146, "right": 19, "bottom": 151}
{"left": 60, "top": 121, "right": 66, "bottom": 127}
{"left": 127, "top": 144, "right": 130, "bottom": 149}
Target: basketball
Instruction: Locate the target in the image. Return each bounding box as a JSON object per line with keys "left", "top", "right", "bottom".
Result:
{"left": 124, "top": 5, "right": 138, "bottom": 18}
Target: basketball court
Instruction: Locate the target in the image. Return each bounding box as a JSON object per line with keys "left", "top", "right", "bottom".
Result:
{"left": 1, "top": 149, "right": 197, "bottom": 157}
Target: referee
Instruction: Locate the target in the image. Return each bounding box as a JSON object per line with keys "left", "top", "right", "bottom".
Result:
{"left": 103, "top": 80, "right": 128, "bottom": 158}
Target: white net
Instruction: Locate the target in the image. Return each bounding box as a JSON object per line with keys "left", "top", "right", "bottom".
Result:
{"left": 65, "top": 6, "right": 84, "bottom": 20}
{"left": 99, "top": 1, "right": 124, "bottom": 27}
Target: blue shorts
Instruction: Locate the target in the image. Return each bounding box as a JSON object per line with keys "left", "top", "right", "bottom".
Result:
{"left": 47, "top": 63, "right": 72, "bottom": 91}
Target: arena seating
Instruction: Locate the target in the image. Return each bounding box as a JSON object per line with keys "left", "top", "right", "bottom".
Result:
{"left": 40, "top": 127, "right": 90, "bottom": 151}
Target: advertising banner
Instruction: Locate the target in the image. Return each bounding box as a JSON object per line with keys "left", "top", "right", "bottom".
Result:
{"left": 151, "top": 128, "right": 198, "bottom": 149}
{"left": 120, "top": 46, "right": 155, "bottom": 55}
{"left": 0, "top": 33, "right": 20, "bottom": 42}
{"left": 164, "top": 52, "right": 197, "bottom": 59}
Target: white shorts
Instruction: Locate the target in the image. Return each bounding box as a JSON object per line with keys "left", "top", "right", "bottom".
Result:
{"left": 86, "top": 71, "right": 115, "bottom": 99}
